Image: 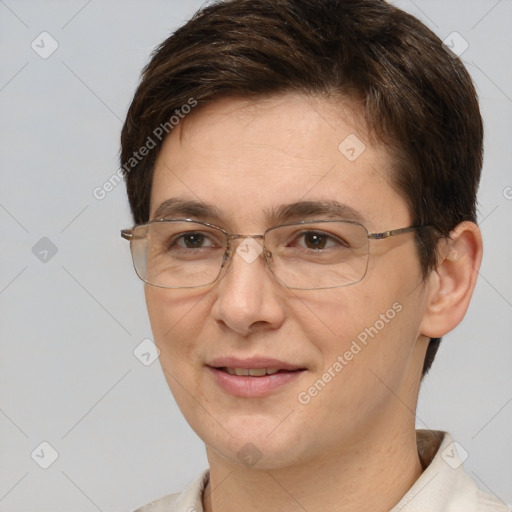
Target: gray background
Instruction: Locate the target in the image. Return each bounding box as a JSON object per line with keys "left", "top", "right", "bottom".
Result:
{"left": 0, "top": 1, "right": 510, "bottom": 510}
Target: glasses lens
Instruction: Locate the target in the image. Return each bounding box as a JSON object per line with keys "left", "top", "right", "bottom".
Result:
{"left": 131, "top": 221, "right": 227, "bottom": 288}
{"left": 129, "top": 220, "right": 369, "bottom": 290}
{"left": 266, "top": 221, "right": 369, "bottom": 289}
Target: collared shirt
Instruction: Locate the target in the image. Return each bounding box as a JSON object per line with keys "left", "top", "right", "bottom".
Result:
{"left": 134, "top": 431, "right": 510, "bottom": 512}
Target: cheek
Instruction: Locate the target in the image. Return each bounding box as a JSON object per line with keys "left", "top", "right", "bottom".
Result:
{"left": 292, "top": 291, "right": 421, "bottom": 434}
{"left": 144, "top": 286, "right": 209, "bottom": 367}
{"left": 295, "top": 286, "right": 402, "bottom": 348}
{"left": 294, "top": 264, "right": 423, "bottom": 382}
{"left": 144, "top": 286, "right": 214, "bottom": 423}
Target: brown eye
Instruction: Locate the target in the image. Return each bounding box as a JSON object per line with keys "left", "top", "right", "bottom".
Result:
{"left": 294, "top": 231, "right": 348, "bottom": 251}
{"left": 303, "top": 232, "right": 328, "bottom": 250}
{"left": 177, "top": 233, "right": 209, "bottom": 248}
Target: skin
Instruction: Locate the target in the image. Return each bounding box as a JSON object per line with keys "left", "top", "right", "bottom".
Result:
{"left": 144, "top": 94, "right": 482, "bottom": 512}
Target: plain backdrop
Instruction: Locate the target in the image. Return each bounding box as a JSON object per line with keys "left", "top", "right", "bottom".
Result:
{"left": 0, "top": 1, "right": 511, "bottom": 510}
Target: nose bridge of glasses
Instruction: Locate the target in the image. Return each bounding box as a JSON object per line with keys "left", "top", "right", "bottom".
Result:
{"left": 224, "top": 233, "right": 271, "bottom": 265}
{"left": 227, "top": 233, "right": 265, "bottom": 241}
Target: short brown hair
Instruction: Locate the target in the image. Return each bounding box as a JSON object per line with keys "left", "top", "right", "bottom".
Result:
{"left": 121, "top": 0, "right": 483, "bottom": 376}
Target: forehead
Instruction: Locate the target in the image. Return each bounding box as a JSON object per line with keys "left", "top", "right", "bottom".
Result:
{"left": 150, "top": 94, "right": 410, "bottom": 230}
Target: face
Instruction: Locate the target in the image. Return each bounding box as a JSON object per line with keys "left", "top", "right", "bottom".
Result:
{"left": 146, "top": 94, "right": 431, "bottom": 469}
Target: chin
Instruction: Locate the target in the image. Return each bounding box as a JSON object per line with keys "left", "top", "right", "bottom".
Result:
{"left": 193, "top": 410, "right": 316, "bottom": 470}
{"left": 206, "top": 434, "right": 310, "bottom": 471}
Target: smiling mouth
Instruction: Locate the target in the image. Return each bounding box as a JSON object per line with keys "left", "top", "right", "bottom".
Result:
{"left": 209, "top": 365, "right": 305, "bottom": 397}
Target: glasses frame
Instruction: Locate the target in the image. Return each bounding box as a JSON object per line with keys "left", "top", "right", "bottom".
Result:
{"left": 121, "top": 218, "right": 429, "bottom": 290}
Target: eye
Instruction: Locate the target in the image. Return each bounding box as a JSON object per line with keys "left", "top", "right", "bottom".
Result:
{"left": 293, "top": 231, "right": 348, "bottom": 250}
{"left": 171, "top": 231, "right": 219, "bottom": 249}
{"left": 300, "top": 232, "right": 331, "bottom": 250}
{"left": 175, "top": 232, "right": 213, "bottom": 249}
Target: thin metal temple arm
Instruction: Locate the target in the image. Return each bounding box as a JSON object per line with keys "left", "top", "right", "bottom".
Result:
{"left": 367, "top": 226, "right": 425, "bottom": 240}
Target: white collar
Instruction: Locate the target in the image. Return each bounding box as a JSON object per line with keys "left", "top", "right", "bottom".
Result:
{"left": 135, "top": 430, "right": 509, "bottom": 512}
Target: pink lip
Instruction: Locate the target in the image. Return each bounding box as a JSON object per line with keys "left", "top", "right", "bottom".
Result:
{"left": 207, "top": 356, "right": 306, "bottom": 398}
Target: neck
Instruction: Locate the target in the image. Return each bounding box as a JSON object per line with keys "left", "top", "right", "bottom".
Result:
{"left": 203, "top": 421, "right": 424, "bottom": 512}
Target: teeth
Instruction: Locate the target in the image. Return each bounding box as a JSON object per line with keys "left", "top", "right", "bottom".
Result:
{"left": 248, "top": 368, "right": 266, "bottom": 376}
{"left": 224, "top": 367, "right": 281, "bottom": 376}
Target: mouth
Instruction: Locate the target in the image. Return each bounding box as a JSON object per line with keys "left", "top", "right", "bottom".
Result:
{"left": 207, "top": 358, "right": 306, "bottom": 397}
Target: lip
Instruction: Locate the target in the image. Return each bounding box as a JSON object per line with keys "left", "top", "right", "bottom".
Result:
{"left": 207, "top": 356, "right": 306, "bottom": 398}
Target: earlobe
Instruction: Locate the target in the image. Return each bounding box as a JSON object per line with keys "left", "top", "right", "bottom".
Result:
{"left": 420, "top": 221, "right": 483, "bottom": 338}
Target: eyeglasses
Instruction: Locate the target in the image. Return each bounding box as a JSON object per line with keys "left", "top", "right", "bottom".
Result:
{"left": 121, "top": 219, "right": 427, "bottom": 290}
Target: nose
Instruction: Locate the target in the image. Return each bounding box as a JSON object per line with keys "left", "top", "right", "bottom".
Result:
{"left": 210, "top": 236, "right": 286, "bottom": 337}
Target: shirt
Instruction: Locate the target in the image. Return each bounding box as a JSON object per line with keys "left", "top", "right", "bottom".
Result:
{"left": 134, "top": 430, "right": 511, "bottom": 512}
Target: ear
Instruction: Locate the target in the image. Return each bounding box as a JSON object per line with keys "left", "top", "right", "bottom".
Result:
{"left": 420, "top": 221, "right": 483, "bottom": 338}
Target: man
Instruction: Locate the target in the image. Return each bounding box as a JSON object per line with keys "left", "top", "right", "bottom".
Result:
{"left": 120, "top": 0, "right": 508, "bottom": 510}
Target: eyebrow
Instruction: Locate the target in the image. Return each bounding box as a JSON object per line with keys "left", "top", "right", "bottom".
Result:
{"left": 151, "top": 198, "right": 366, "bottom": 225}
{"left": 152, "top": 198, "right": 224, "bottom": 221}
